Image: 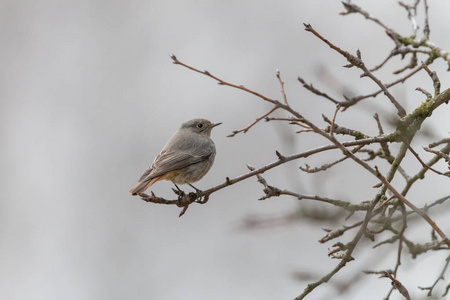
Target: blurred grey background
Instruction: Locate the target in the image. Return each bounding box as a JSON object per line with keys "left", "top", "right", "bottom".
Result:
{"left": 1, "top": 1, "right": 450, "bottom": 299}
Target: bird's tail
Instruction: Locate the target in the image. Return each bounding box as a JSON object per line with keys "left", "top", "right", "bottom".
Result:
{"left": 129, "top": 177, "right": 159, "bottom": 195}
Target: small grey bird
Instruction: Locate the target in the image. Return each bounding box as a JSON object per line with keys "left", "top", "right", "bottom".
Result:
{"left": 129, "top": 118, "right": 221, "bottom": 195}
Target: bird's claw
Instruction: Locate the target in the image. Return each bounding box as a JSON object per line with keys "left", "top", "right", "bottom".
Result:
{"left": 172, "top": 187, "right": 185, "bottom": 196}
{"left": 196, "top": 194, "right": 210, "bottom": 204}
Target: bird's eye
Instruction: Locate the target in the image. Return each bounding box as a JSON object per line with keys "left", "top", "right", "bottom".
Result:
{"left": 197, "top": 123, "right": 204, "bottom": 128}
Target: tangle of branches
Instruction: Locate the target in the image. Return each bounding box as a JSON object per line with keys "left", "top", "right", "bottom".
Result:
{"left": 138, "top": 1, "right": 450, "bottom": 299}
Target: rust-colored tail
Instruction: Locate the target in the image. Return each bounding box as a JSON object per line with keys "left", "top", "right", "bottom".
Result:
{"left": 129, "top": 177, "right": 160, "bottom": 195}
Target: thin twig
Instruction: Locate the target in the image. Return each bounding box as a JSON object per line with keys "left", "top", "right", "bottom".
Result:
{"left": 294, "top": 189, "right": 385, "bottom": 300}
{"left": 340, "top": 2, "right": 392, "bottom": 32}
{"left": 407, "top": 144, "right": 449, "bottom": 177}
{"left": 344, "top": 65, "right": 423, "bottom": 107}
{"left": 170, "top": 54, "right": 279, "bottom": 105}
{"left": 341, "top": 1, "right": 450, "bottom": 69}
{"left": 422, "top": 62, "right": 441, "bottom": 95}
{"left": 399, "top": 0, "right": 420, "bottom": 37}
{"left": 276, "top": 69, "right": 289, "bottom": 105}
{"left": 382, "top": 271, "right": 412, "bottom": 300}
{"left": 227, "top": 106, "right": 279, "bottom": 137}
{"left": 374, "top": 166, "right": 450, "bottom": 248}
{"left": 423, "top": 0, "right": 430, "bottom": 39}
{"left": 329, "top": 104, "right": 340, "bottom": 136}
{"left": 297, "top": 76, "right": 340, "bottom": 105}
{"left": 165, "top": 52, "right": 450, "bottom": 300}
{"left": 404, "top": 142, "right": 450, "bottom": 195}
{"left": 429, "top": 138, "right": 450, "bottom": 148}
{"left": 322, "top": 114, "right": 369, "bottom": 139}
{"left": 300, "top": 144, "right": 365, "bottom": 173}
{"left": 418, "top": 254, "right": 450, "bottom": 296}
{"left": 138, "top": 135, "right": 397, "bottom": 209}
{"left": 374, "top": 113, "right": 394, "bottom": 163}
{"left": 320, "top": 221, "right": 363, "bottom": 243}
{"left": 303, "top": 23, "right": 407, "bottom": 118}
{"left": 424, "top": 147, "right": 450, "bottom": 163}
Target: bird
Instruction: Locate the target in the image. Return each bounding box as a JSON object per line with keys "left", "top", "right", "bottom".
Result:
{"left": 129, "top": 118, "right": 221, "bottom": 196}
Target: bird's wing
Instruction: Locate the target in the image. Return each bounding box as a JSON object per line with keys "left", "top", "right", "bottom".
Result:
{"left": 138, "top": 147, "right": 213, "bottom": 182}
{"left": 137, "top": 166, "right": 154, "bottom": 182}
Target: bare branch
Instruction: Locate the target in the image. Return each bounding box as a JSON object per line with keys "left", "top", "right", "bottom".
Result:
{"left": 227, "top": 106, "right": 279, "bottom": 137}
{"left": 423, "top": 0, "right": 431, "bottom": 39}
{"left": 344, "top": 65, "right": 423, "bottom": 107}
{"left": 424, "top": 147, "right": 450, "bottom": 163}
{"left": 297, "top": 76, "right": 341, "bottom": 105}
{"left": 300, "top": 144, "right": 364, "bottom": 173}
{"left": 276, "top": 69, "right": 289, "bottom": 105}
{"left": 398, "top": 0, "right": 420, "bottom": 37}
{"left": 381, "top": 271, "right": 411, "bottom": 300}
{"left": 329, "top": 105, "right": 340, "bottom": 136}
{"left": 303, "top": 23, "right": 407, "bottom": 117}
{"left": 416, "top": 87, "right": 432, "bottom": 99}
{"left": 340, "top": 2, "right": 392, "bottom": 32}
{"left": 294, "top": 190, "right": 384, "bottom": 300}
{"left": 374, "top": 113, "right": 394, "bottom": 163}
{"left": 422, "top": 62, "right": 441, "bottom": 95}
{"left": 407, "top": 144, "right": 450, "bottom": 177}
{"left": 170, "top": 54, "right": 279, "bottom": 105}
{"left": 374, "top": 166, "right": 450, "bottom": 248}
{"left": 163, "top": 4, "right": 450, "bottom": 297}
{"left": 322, "top": 114, "right": 369, "bottom": 139}
{"left": 137, "top": 135, "right": 396, "bottom": 212}
{"left": 404, "top": 142, "right": 450, "bottom": 194}
{"left": 418, "top": 254, "right": 450, "bottom": 296}
{"left": 429, "top": 138, "right": 450, "bottom": 148}
{"left": 320, "top": 221, "right": 363, "bottom": 243}
{"left": 248, "top": 164, "right": 370, "bottom": 212}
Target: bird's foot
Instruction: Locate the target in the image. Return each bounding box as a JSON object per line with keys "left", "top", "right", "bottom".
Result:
{"left": 188, "top": 184, "right": 205, "bottom": 201}
{"left": 195, "top": 194, "right": 210, "bottom": 204}
{"left": 172, "top": 187, "right": 185, "bottom": 197}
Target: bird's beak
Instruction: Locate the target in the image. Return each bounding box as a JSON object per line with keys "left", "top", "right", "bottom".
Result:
{"left": 211, "top": 122, "right": 222, "bottom": 128}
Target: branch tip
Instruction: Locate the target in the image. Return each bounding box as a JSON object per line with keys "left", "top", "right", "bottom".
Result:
{"left": 170, "top": 54, "right": 178, "bottom": 63}
{"left": 275, "top": 150, "right": 286, "bottom": 160}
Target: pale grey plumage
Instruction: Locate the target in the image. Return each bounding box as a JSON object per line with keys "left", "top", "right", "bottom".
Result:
{"left": 130, "top": 119, "right": 220, "bottom": 195}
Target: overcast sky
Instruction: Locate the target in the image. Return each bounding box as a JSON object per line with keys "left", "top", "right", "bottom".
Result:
{"left": 1, "top": 1, "right": 450, "bottom": 299}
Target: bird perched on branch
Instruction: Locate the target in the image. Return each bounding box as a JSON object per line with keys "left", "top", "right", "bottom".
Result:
{"left": 129, "top": 118, "right": 221, "bottom": 196}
